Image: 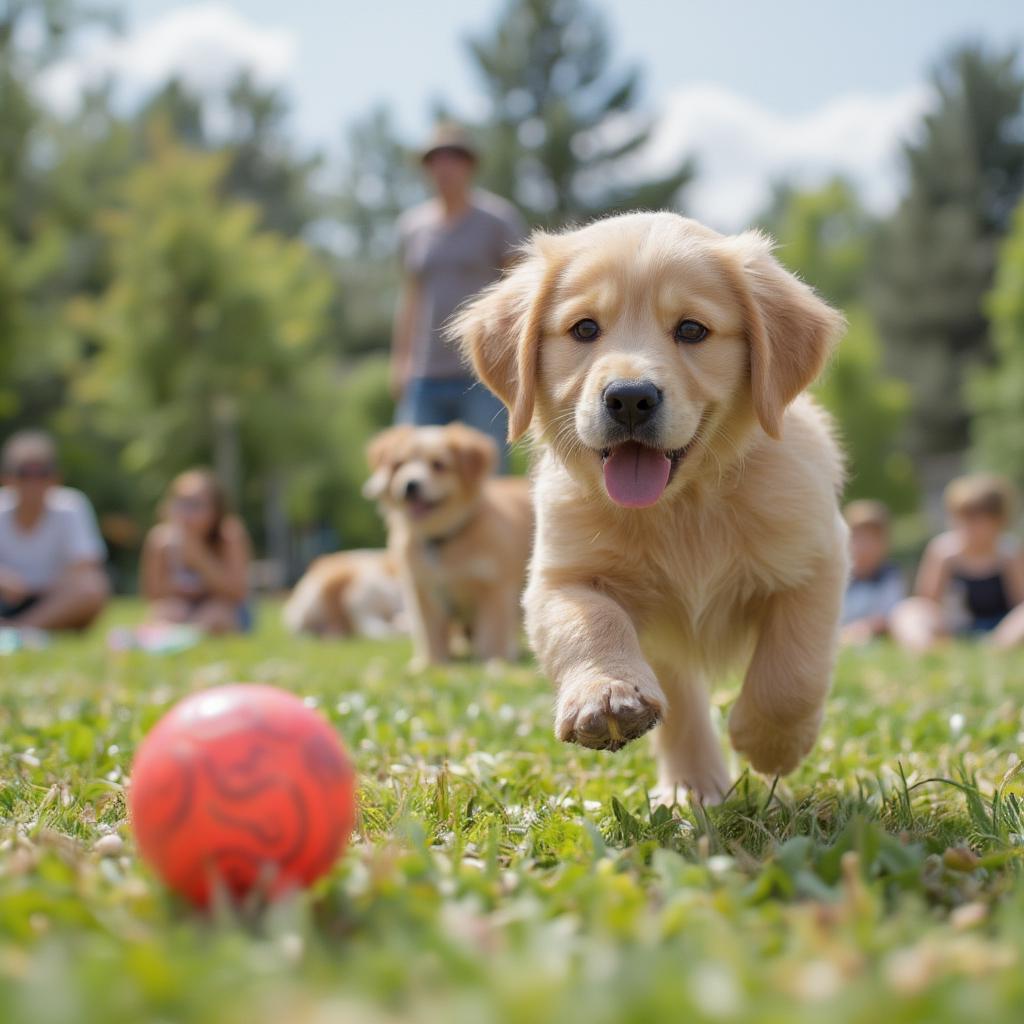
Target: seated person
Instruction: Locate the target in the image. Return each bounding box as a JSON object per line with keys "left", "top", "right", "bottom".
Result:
{"left": 840, "top": 500, "right": 905, "bottom": 645}
{"left": 891, "top": 474, "right": 1024, "bottom": 652}
{"left": 0, "top": 430, "right": 109, "bottom": 630}
{"left": 140, "top": 469, "right": 252, "bottom": 634}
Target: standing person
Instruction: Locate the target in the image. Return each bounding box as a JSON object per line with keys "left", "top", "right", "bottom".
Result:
{"left": 392, "top": 122, "right": 526, "bottom": 465}
{"left": 0, "top": 430, "right": 110, "bottom": 630}
{"left": 140, "top": 469, "right": 252, "bottom": 634}
{"left": 840, "top": 500, "right": 906, "bottom": 645}
{"left": 891, "top": 474, "right": 1024, "bottom": 652}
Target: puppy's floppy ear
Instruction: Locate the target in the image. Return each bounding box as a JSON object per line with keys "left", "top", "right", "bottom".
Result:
{"left": 729, "top": 231, "right": 846, "bottom": 439}
{"left": 363, "top": 425, "right": 412, "bottom": 500}
{"left": 445, "top": 422, "right": 498, "bottom": 486}
{"left": 448, "top": 234, "right": 562, "bottom": 442}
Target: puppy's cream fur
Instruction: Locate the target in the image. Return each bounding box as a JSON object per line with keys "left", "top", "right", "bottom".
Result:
{"left": 283, "top": 550, "right": 405, "bottom": 639}
{"left": 452, "top": 212, "right": 848, "bottom": 803}
{"left": 365, "top": 423, "right": 532, "bottom": 667}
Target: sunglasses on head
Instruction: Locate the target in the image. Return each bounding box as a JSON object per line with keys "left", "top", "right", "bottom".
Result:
{"left": 10, "top": 462, "right": 56, "bottom": 480}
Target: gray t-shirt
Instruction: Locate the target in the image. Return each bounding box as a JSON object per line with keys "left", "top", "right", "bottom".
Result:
{"left": 0, "top": 486, "right": 106, "bottom": 591}
{"left": 399, "top": 190, "right": 526, "bottom": 379}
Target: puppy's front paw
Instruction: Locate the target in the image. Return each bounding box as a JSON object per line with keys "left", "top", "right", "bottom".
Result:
{"left": 728, "top": 696, "right": 821, "bottom": 776}
{"left": 556, "top": 677, "right": 664, "bottom": 752}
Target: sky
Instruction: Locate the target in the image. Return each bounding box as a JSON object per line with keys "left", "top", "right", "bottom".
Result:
{"left": 38, "top": 0, "right": 1024, "bottom": 230}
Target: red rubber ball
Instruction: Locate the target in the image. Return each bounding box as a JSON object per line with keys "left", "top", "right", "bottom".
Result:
{"left": 129, "top": 684, "right": 356, "bottom": 907}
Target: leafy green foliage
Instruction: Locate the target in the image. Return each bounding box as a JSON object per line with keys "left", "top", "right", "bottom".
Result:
{"left": 870, "top": 45, "right": 1024, "bottom": 455}
{"left": 761, "top": 181, "right": 917, "bottom": 513}
{"left": 2, "top": 607, "right": 1024, "bottom": 1021}
{"left": 71, "top": 138, "right": 335, "bottom": 523}
{"left": 969, "top": 196, "right": 1024, "bottom": 490}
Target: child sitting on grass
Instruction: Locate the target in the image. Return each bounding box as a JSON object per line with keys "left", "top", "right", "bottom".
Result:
{"left": 140, "top": 469, "right": 252, "bottom": 634}
{"left": 840, "top": 500, "right": 906, "bottom": 645}
{"left": 891, "top": 474, "right": 1024, "bottom": 652}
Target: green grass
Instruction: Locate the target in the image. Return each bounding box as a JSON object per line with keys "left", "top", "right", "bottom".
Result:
{"left": 2, "top": 601, "right": 1024, "bottom": 1023}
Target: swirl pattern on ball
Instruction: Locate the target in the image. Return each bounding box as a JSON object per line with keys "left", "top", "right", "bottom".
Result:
{"left": 129, "top": 684, "right": 356, "bottom": 907}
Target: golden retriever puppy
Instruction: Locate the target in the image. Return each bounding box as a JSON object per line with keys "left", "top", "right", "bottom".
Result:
{"left": 283, "top": 550, "right": 405, "bottom": 639}
{"left": 452, "top": 212, "right": 847, "bottom": 804}
{"left": 364, "top": 423, "right": 533, "bottom": 667}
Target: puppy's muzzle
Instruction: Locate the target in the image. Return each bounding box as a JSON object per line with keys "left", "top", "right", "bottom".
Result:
{"left": 404, "top": 479, "right": 422, "bottom": 501}
{"left": 602, "top": 379, "right": 662, "bottom": 432}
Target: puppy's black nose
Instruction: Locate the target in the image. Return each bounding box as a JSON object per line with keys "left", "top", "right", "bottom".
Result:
{"left": 603, "top": 380, "right": 662, "bottom": 429}
{"left": 404, "top": 480, "right": 421, "bottom": 500}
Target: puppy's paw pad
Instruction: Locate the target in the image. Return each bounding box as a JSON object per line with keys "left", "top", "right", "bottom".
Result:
{"left": 556, "top": 679, "right": 663, "bottom": 751}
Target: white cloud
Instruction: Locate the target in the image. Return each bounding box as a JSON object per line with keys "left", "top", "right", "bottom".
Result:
{"left": 641, "top": 83, "right": 931, "bottom": 231}
{"left": 39, "top": 3, "right": 295, "bottom": 116}
{"left": 35, "top": 3, "right": 928, "bottom": 231}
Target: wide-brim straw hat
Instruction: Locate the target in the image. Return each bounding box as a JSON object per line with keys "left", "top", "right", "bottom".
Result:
{"left": 421, "top": 122, "right": 478, "bottom": 163}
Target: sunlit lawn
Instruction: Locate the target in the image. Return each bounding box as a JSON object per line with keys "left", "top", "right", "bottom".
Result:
{"left": 2, "top": 600, "right": 1024, "bottom": 1023}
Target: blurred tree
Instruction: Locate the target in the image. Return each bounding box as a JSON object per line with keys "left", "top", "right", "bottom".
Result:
{"left": 760, "top": 180, "right": 917, "bottom": 513}
{"left": 0, "top": 1, "right": 121, "bottom": 424}
{"left": 969, "top": 197, "right": 1024, "bottom": 490}
{"left": 870, "top": 44, "right": 1024, "bottom": 456}
{"left": 220, "top": 73, "right": 321, "bottom": 236}
{"left": 466, "top": 0, "right": 693, "bottom": 224}
{"left": 326, "top": 107, "right": 423, "bottom": 358}
{"left": 70, "top": 138, "right": 335, "bottom": 550}
{"left": 288, "top": 356, "right": 393, "bottom": 553}
{"left": 139, "top": 74, "right": 320, "bottom": 236}
{"left": 0, "top": 0, "right": 115, "bottom": 234}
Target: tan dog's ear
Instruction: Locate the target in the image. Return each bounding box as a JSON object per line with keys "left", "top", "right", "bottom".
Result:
{"left": 448, "top": 235, "right": 561, "bottom": 441}
{"left": 730, "top": 232, "right": 845, "bottom": 439}
{"left": 363, "top": 425, "right": 412, "bottom": 500}
{"left": 444, "top": 423, "right": 498, "bottom": 485}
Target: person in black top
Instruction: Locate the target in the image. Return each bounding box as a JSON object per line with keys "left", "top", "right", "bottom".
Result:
{"left": 891, "top": 474, "right": 1024, "bottom": 652}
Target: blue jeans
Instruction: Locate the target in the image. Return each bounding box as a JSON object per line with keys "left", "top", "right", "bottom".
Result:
{"left": 397, "top": 376, "right": 509, "bottom": 470}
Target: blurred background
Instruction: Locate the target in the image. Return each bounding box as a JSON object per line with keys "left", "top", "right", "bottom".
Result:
{"left": 3, "top": 0, "right": 1023, "bottom": 587}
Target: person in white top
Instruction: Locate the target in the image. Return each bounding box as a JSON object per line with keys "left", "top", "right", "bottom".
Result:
{"left": 0, "top": 430, "right": 110, "bottom": 630}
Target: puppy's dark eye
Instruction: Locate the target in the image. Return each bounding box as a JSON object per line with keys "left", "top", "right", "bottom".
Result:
{"left": 431, "top": 460, "right": 446, "bottom": 472}
{"left": 570, "top": 318, "right": 600, "bottom": 342}
{"left": 675, "top": 319, "right": 708, "bottom": 344}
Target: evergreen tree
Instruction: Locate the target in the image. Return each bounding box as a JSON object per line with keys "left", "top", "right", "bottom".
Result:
{"left": 138, "top": 74, "right": 319, "bottom": 236}
{"left": 466, "top": 0, "right": 693, "bottom": 225}
{"left": 870, "top": 45, "right": 1024, "bottom": 456}
{"left": 221, "top": 73, "right": 321, "bottom": 236}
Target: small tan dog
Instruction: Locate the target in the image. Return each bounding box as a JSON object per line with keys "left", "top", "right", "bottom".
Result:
{"left": 452, "top": 212, "right": 848, "bottom": 804}
{"left": 283, "top": 550, "right": 405, "bottom": 639}
{"left": 364, "top": 422, "right": 533, "bottom": 667}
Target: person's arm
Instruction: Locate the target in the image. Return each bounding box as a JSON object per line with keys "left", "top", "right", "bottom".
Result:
{"left": 915, "top": 535, "right": 954, "bottom": 603}
{"left": 1004, "top": 544, "right": 1024, "bottom": 607}
{"left": 140, "top": 527, "right": 173, "bottom": 601}
{"left": 181, "top": 518, "right": 250, "bottom": 603}
{"left": 0, "top": 565, "right": 30, "bottom": 603}
{"left": 391, "top": 275, "right": 420, "bottom": 400}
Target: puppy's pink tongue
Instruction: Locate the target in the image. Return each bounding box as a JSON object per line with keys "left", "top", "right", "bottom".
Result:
{"left": 602, "top": 442, "right": 671, "bottom": 508}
